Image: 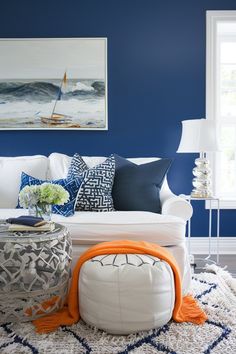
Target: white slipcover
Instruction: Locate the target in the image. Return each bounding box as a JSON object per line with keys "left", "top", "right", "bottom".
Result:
{"left": 0, "top": 152, "right": 193, "bottom": 294}
{"left": 0, "top": 155, "right": 48, "bottom": 208}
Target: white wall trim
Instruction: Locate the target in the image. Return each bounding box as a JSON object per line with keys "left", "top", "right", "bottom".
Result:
{"left": 206, "top": 11, "right": 236, "bottom": 202}
{"left": 189, "top": 236, "right": 236, "bottom": 254}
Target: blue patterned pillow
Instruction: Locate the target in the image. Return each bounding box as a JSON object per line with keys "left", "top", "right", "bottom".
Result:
{"left": 67, "top": 154, "right": 115, "bottom": 212}
{"left": 67, "top": 153, "right": 88, "bottom": 176}
{"left": 18, "top": 172, "right": 82, "bottom": 217}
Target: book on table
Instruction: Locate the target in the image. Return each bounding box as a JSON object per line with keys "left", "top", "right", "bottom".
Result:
{"left": 7, "top": 222, "right": 55, "bottom": 232}
{"left": 2, "top": 216, "right": 56, "bottom": 232}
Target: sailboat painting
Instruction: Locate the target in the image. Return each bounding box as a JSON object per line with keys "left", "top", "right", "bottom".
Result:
{"left": 0, "top": 38, "right": 107, "bottom": 130}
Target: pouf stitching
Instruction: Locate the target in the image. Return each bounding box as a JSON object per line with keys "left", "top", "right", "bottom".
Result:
{"left": 90, "top": 254, "right": 162, "bottom": 267}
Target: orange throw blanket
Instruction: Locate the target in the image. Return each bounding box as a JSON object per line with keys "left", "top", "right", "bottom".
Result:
{"left": 33, "top": 240, "right": 207, "bottom": 333}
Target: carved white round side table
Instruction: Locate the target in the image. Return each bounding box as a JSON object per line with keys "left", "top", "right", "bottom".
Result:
{"left": 0, "top": 223, "right": 72, "bottom": 323}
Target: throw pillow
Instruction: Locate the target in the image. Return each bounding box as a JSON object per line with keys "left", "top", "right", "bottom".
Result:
{"left": 67, "top": 154, "right": 115, "bottom": 212}
{"left": 67, "top": 153, "right": 88, "bottom": 176}
{"left": 18, "top": 172, "right": 82, "bottom": 217}
{"left": 112, "top": 154, "right": 172, "bottom": 213}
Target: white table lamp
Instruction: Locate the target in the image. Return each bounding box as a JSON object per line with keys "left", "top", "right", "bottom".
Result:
{"left": 177, "top": 119, "right": 218, "bottom": 198}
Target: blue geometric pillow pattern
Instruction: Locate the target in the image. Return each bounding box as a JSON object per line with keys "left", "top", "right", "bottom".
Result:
{"left": 18, "top": 172, "right": 82, "bottom": 217}
{"left": 67, "top": 153, "right": 88, "bottom": 176}
{"left": 67, "top": 154, "right": 115, "bottom": 212}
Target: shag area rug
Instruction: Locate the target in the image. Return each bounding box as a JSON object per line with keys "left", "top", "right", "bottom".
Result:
{"left": 0, "top": 265, "right": 236, "bottom": 354}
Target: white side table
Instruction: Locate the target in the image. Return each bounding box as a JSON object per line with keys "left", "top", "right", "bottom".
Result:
{"left": 180, "top": 195, "right": 220, "bottom": 264}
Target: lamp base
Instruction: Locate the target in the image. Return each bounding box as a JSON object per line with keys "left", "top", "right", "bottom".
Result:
{"left": 190, "top": 190, "right": 212, "bottom": 198}
{"left": 191, "top": 156, "right": 212, "bottom": 198}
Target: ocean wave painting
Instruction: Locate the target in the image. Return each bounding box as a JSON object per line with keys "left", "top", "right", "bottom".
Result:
{"left": 0, "top": 38, "right": 107, "bottom": 130}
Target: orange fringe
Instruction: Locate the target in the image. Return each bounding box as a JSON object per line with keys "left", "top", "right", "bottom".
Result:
{"left": 33, "top": 240, "right": 207, "bottom": 333}
{"left": 25, "top": 296, "right": 60, "bottom": 317}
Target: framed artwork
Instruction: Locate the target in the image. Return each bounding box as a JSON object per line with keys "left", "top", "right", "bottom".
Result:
{"left": 0, "top": 38, "right": 107, "bottom": 130}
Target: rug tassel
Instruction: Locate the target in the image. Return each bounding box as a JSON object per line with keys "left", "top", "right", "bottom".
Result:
{"left": 174, "top": 295, "right": 207, "bottom": 324}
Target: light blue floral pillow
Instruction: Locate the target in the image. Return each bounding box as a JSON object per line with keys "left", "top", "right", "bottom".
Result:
{"left": 67, "top": 154, "right": 115, "bottom": 212}
{"left": 18, "top": 172, "right": 82, "bottom": 217}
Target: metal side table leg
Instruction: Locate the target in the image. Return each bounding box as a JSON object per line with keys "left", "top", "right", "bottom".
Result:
{"left": 205, "top": 199, "right": 212, "bottom": 260}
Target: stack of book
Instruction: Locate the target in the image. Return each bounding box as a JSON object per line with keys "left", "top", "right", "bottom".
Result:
{"left": 6, "top": 216, "right": 55, "bottom": 232}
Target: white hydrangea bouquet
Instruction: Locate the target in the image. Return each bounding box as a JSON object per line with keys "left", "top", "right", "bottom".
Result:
{"left": 19, "top": 184, "right": 69, "bottom": 220}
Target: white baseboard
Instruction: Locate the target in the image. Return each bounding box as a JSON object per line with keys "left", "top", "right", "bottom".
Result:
{"left": 188, "top": 237, "right": 236, "bottom": 254}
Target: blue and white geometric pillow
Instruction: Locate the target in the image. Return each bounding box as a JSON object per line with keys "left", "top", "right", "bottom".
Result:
{"left": 67, "top": 154, "right": 115, "bottom": 212}
{"left": 67, "top": 153, "right": 88, "bottom": 176}
{"left": 18, "top": 172, "right": 82, "bottom": 217}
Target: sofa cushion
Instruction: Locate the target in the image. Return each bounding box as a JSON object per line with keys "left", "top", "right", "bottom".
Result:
{"left": 0, "top": 155, "right": 48, "bottom": 208}
{"left": 48, "top": 153, "right": 163, "bottom": 180}
{"left": 0, "top": 209, "right": 186, "bottom": 247}
{"left": 48, "top": 153, "right": 107, "bottom": 179}
{"left": 67, "top": 154, "right": 115, "bottom": 212}
{"left": 18, "top": 172, "right": 82, "bottom": 217}
{"left": 112, "top": 154, "right": 172, "bottom": 213}
{"left": 60, "top": 211, "right": 186, "bottom": 247}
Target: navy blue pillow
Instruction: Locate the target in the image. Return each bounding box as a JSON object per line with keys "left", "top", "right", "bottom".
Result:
{"left": 18, "top": 172, "right": 82, "bottom": 217}
{"left": 112, "top": 155, "right": 172, "bottom": 213}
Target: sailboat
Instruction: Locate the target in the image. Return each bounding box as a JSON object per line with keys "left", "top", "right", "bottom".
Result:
{"left": 41, "top": 72, "right": 80, "bottom": 127}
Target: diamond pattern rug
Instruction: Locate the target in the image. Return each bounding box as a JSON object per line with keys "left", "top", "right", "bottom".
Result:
{"left": 0, "top": 265, "right": 235, "bottom": 354}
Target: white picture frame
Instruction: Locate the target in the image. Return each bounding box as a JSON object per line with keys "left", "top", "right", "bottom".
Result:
{"left": 0, "top": 37, "right": 108, "bottom": 130}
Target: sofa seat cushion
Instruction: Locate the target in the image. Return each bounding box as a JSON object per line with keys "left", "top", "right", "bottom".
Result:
{"left": 60, "top": 211, "right": 186, "bottom": 247}
{"left": 0, "top": 155, "right": 48, "bottom": 208}
{"left": 0, "top": 209, "right": 185, "bottom": 247}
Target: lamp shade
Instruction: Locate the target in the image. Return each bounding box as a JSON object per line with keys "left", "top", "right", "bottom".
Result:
{"left": 177, "top": 119, "right": 218, "bottom": 153}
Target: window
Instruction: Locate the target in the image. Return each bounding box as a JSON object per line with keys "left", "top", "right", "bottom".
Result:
{"left": 206, "top": 11, "right": 236, "bottom": 208}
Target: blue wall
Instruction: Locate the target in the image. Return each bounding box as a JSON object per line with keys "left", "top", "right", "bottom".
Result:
{"left": 0, "top": 0, "right": 235, "bottom": 236}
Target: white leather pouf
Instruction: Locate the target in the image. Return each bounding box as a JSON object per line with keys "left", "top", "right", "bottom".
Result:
{"left": 79, "top": 254, "right": 175, "bottom": 334}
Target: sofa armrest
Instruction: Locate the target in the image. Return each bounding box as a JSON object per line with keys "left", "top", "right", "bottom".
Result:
{"left": 161, "top": 194, "right": 193, "bottom": 222}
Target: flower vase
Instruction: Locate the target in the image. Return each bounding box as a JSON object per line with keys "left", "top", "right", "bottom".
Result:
{"left": 28, "top": 204, "right": 52, "bottom": 221}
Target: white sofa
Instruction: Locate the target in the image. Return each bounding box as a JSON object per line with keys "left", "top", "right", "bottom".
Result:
{"left": 0, "top": 152, "right": 193, "bottom": 293}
